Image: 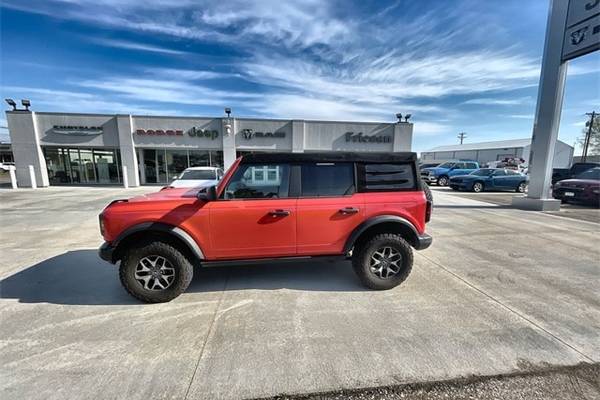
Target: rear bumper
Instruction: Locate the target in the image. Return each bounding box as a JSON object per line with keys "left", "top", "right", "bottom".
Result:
{"left": 99, "top": 241, "right": 115, "bottom": 263}
{"left": 414, "top": 233, "right": 433, "bottom": 250}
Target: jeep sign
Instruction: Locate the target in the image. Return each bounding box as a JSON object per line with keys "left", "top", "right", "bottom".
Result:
{"left": 188, "top": 127, "right": 219, "bottom": 140}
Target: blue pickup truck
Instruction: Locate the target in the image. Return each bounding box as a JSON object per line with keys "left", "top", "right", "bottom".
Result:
{"left": 420, "top": 160, "right": 479, "bottom": 186}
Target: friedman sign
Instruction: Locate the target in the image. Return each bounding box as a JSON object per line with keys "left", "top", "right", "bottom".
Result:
{"left": 136, "top": 127, "right": 219, "bottom": 139}
{"left": 345, "top": 132, "right": 391, "bottom": 143}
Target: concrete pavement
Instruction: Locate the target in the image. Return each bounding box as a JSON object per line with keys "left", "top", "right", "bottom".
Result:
{"left": 0, "top": 186, "right": 598, "bottom": 399}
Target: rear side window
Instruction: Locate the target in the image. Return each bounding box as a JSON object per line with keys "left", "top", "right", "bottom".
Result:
{"left": 301, "top": 163, "right": 355, "bottom": 197}
{"left": 358, "top": 163, "right": 416, "bottom": 191}
{"left": 466, "top": 162, "right": 478, "bottom": 169}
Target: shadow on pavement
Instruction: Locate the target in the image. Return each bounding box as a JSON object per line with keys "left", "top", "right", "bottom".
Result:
{"left": 0, "top": 249, "right": 364, "bottom": 305}
{"left": 434, "top": 204, "right": 513, "bottom": 209}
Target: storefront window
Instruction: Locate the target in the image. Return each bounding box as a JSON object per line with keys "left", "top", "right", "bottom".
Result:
{"left": 166, "top": 150, "right": 188, "bottom": 180}
{"left": 43, "top": 147, "right": 121, "bottom": 185}
{"left": 189, "top": 150, "right": 210, "bottom": 167}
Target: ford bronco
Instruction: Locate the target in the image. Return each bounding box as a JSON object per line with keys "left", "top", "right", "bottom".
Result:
{"left": 99, "top": 152, "right": 433, "bottom": 303}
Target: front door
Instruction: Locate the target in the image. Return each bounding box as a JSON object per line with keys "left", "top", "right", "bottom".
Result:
{"left": 208, "top": 163, "right": 297, "bottom": 259}
{"left": 296, "top": 162, "right": 364, "bottom": 255}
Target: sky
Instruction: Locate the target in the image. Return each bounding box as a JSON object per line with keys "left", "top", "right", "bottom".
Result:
{"left": 0, "top": 0, "right": 598, "bottom": 154}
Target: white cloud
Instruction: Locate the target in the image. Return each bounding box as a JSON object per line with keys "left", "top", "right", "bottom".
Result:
{"left": 508, "top": 114, "right": 534, "bottom": 119}
{"left": 91, "top": 38, "right": 189, "bottom": 55}
{"left": 412, "top": 122, "right": 448, "bottom": 136}
{"left": 463, "top": 96, "right": 534, "bottom": 106}
{"left": 1, "top": 86, "right": 182, "bottom": 115}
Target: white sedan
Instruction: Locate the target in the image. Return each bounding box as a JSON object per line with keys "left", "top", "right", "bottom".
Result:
{"left": 169, "top": 166, "right": 223, "bottom": 188}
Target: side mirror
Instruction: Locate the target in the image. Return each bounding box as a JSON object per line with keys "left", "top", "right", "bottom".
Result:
{"left": 197, "top": 185, "right": 217, "bottom": 201}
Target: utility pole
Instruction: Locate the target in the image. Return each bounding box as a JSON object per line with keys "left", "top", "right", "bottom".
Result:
{"left": 582, "top": 111, "right": 596, "bottom": 162}
{"left": 457, "top": 132, "right": 467, "bottom": 144}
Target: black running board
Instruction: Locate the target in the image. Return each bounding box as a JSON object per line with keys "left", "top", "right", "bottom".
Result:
{"left": 201, "top": 255, "right": 348, "bottom": 268}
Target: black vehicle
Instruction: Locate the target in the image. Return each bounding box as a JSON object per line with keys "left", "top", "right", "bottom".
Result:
{"left": 552, "top": 162, "right": 600, "bottom": 184}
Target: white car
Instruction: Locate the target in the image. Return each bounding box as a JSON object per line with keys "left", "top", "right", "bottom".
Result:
{"left": 169, "top": 166, "right": 223, "bottom": 188}
{"left": 0, "top": 162, "right": 15, "bottom": 171}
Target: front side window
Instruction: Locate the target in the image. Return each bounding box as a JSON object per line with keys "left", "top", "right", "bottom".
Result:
{"left": 301, "top": 163, "right": 355, "bottom": 197}
{"left": 466, "top": 163, "right": 478, "bottom": 169}
{"left": 224, "top": 164, "right": 289, "bottom": 199}
{"left": 470, "top": 169, "right": 494, "bottom": 176}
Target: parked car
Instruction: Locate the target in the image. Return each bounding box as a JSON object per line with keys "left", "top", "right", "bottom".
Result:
{"left": 167, "top": 166, "right": 223, "bottom": 188}
{"left": 421, "top": 160, "right": 479, "bottom": 186}
{"left": 99, "top": 152, "right": 433, "bottom": 303}
{"left": 552, "top": 167, "right": 600, "bottom": 205}
{"left": 449, "top": 168, "right": 528, "bottom": 193}
{"left": 0, "top": 162, "right": 15, "bottom": 171}
{"left": 552, "top": 162, "right": 599, "bottom": 184}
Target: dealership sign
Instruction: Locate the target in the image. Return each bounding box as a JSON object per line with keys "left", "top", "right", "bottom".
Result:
{"left": 345, "top": 132, "right": 391, "bottom": 143}
{"left": 241, "top": 128, "right": 285, "bottom": 139}
{"left": 53, "top": 125, "right": 103, "bottom": 136}
{"left": 562, "top": 0, "right": 600, "bottom": 61}
{"left": 136, "top": 127, "right": 219, "bottom": 139}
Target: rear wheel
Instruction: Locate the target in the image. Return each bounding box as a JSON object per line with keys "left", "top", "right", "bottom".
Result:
{"left": 437, "top": 176, "right": 449, "bottom": 186}
{"left": 352, "top": 233, "right": 413, "bottom": 290}
{"left": 517, "top": 181, "right": 528, "bottom": 193}
{"left": 472, "top": 181, "right": 484, "bottom": 193}
{"left": 119, "top": 241, "right": 193, "bottom": 303}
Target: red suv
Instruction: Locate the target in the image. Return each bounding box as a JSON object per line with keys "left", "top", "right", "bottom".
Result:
{"left": 99, "top": 152, "right": 433, "bottom": 302}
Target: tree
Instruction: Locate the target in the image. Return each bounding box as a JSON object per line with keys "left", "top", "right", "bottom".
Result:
{"left": 578, "top": 114, "right": 600, "bottom": 156}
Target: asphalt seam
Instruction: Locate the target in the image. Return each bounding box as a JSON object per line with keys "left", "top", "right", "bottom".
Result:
{"left": 419, "top": 252, "right": 596, "bottom": 363}
{"left": 183, "top": 267, "right": 231, "bottom": 400}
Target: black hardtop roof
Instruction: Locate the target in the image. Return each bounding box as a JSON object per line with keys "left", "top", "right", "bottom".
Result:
{"left": 239, "top": 151, "right": 417, "bottom": 164}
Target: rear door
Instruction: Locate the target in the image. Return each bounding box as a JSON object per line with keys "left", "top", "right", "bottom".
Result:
{"left": 296, "top": 162, "right": 365, "bottom": 255}
{"left": 208, "top": 162, "right": 297, "bottom": 259}
{"left": 490, "top": 169, "right": 510, "bottom": 189}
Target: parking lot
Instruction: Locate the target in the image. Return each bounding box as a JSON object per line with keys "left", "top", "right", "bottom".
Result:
{"left": 1, "top": 186, "right": 599, "bottom": 399}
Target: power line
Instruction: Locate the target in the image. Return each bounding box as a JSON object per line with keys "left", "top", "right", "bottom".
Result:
{"left": 582, "top": 111, "right": 596, "bottom": 162}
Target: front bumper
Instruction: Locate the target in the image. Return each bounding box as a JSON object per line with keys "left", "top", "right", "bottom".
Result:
{"left": 553, "top": 188, "right": 599, "bottom": 204}
{"left": 421, "top": 175, "right": 438, "bottom": 183}
{"left": 99, "top": 241, "right": 115, "bottom": 263}
{"left": 414, "top": 233, "right": 433, "bottom": 250}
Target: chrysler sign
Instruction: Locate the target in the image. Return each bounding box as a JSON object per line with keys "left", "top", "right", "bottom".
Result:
{"left": 53, "top": 125, "right": 103, "bottom": 136}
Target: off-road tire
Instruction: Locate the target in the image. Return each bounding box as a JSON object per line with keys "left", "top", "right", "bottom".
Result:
{"left": 421, "top": 180, "right": 433, "bottom": 205}
{"left": 352, "top": 233, "right": 413, "bottom": 290}
{"left": 119, "top": 241, "right": 193, "bottom": 303}
{"left": 437, "top": 176, "right": 449, "bottom": 186}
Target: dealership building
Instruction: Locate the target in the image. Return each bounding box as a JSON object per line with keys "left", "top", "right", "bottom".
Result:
{"left": 5, "top": 110, "right": 413, "bottom": 187}
{"left": 420, "top": 138, "right": 574, "bottom": 168}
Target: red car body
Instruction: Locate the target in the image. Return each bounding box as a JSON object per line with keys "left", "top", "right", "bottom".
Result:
{"left": 101, "top": 157, "right": 429, "bottom": 261}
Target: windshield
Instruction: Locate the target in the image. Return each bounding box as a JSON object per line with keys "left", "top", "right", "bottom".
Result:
{"left": 437, "top": 162, "right": 455, "bottom": 168}
{"left": 179, "top": 170, "right": 216, "bottom": 180}
{"left": 575, "top": 168, "right": 600, "bottom": 180}
{"left": 470, "top": 169, "right": 494, "bottom": 176}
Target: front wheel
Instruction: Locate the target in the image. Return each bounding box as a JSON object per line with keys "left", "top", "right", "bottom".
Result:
{"left": 437, "top": 176, "right": 449, "bottom": 186}
{"left": 119, "top": 241, "right": 193, "bottom": 303}
{"left": 472, "top": 182, "right": 484, "bottom": 192}
{"left": 352, "top": 233, "right": 413, "bottom": 290}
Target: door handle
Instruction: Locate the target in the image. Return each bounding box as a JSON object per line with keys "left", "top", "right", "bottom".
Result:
{"left": 339, "top": 207, "right": 359, "bottom": 214}
{"left": 268, "top": 209, "right": 291, "bottom": 217}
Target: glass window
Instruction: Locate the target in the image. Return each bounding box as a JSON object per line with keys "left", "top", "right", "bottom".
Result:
{"left": 224, "top": 164, "right": 290, "bottom": 199}
{"left": 44, "top": 148, "right": 69, "bottom": 184}
{"left": 466, "top": 163, "right": 478, "bottom": 169}
{"left": 301, "top": 163, "right": 354, "bottom": 197}
{"left": 493, "top": 169, "right": 506, "bottom": 176}
{"left": 575, "top": 168, "right": 600, "bottom": 180}
{"left": 470, "top": 169, "right": 494, "bottom": 176}
{"left": 438, "top": 162, "right": 455, "bottom": 168}
{"left": 93, "top": 149, "right": 120, "bottom": 183}
{"left": 210, "top": 151, "right": 224, "bottom": 169}
{"left": 143, "top": 149, "right": 158, "bottom": 184}
{"left": 179, "top": 169, "right": 217, "bottom": 180}
{"left": 166, "top": 150, "right": 188, "bottom": 181}
{"left": 189, "top": 150, "right": 210, "bottom": 167}
{"left": 359, "top": 163, "right": 415, "bottom": 191}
